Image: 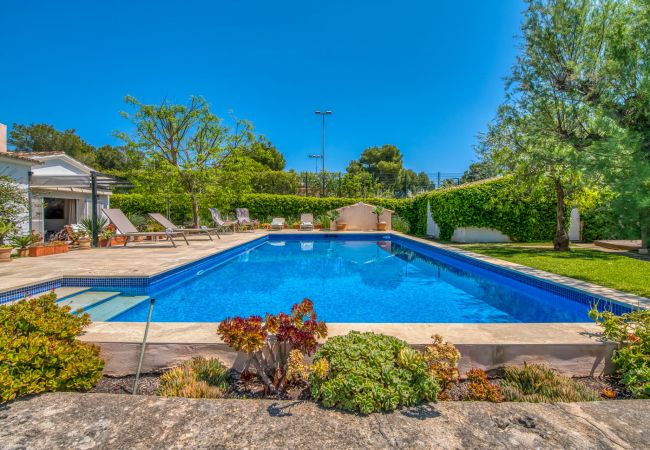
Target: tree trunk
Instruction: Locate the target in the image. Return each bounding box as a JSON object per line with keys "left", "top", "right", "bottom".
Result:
{"left": 641, "top": 209, "right": 650, "bottom": 252}
{"left": 553, "top": 179, "right": 570, "bottom": 251}
{"left": 191, "top": 195, "right": 200, "bottom": 228}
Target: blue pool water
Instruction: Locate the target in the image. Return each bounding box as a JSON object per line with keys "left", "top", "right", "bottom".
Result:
{"left": 112, "top": 235, "right": 603, "bottom": 323}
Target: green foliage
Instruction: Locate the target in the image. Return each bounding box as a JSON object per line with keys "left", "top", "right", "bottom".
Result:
{"left": 0, "top": 176, "right": 28, "bottom": 240}
{"left": 111, "top": 192, "right": 413, "bottom": 229}
{"left": 589, "top": 307, "right": 650, "bottom": 398}
{"left": 157, "top": 357, "right": 229, "bottom": 399}
{"left": 0, "top": 292, "right": 104, "bottom": 402}
{"left": 391, "top": 215, "right": 410, "bottom": 233}
{"left": 500, "top": 363, "right": 598, "bottom": 403}
{"left": 464, "top": 368, "right": 504, "bottom": 402}
{"left": 9, "top": 233, "right": 40, "bottom": 249}
{"left": 464, "top": 244, "right": 650, "bottom": 298}
{"left": 78, "top": 216, "right": 109, "bottom": 236}
{"left": 309, "top": 332, "right": 439, "bottom": 414}
{"left": 409, "top": 177, "right": 556, "bottom": 240}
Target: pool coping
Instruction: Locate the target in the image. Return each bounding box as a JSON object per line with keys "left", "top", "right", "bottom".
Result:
{"left": 3, "top": 230, "right": 648, "bottom": 311}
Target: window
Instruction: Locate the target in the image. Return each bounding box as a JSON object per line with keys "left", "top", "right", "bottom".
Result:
{"left": 44, "top": 198, "right": 65, "bottom": 220}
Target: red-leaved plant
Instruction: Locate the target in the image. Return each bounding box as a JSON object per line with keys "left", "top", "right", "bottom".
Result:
{"left": 217, "top": 298, "right": 327, "bottom": 392}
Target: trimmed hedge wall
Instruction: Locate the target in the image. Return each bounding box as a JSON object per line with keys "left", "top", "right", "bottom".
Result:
{"left": 110, "top": 193, "right": 415, "bottom": 227}
{"left": 409, "top": 177, "right": 556, "bottom": 241}
{"left": 110, "top": 177, "right": 556, "bottom": 240}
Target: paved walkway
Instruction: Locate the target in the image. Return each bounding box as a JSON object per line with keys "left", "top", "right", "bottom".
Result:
{"left": 0, "top": 232, "right": 265, "bottom": 292}
{"left": 1, "top": 393, "right": 648, "bottom": 449}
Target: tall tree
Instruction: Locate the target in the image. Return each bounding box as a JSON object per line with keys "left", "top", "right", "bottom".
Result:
{"left": 8, "top": 123, "right": 97, "bottom": 166}
{"left": 484, "top": 0, "right": 614, "bottom": 250}
{"left": 118, "top": 96, "right": 254, "bottom": 227}
{"left": 586, "top": 0, "right": 650, "bottom": 249}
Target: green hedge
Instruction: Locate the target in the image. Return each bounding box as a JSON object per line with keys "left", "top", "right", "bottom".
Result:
{"left": 110, "top": 193, "right": 415, "bottom": 227}
{"left": 409, "top": 177, "right": 556, "bottom": 241}
{"left": 110, "top": 177, "right": 556, "bottom": 240}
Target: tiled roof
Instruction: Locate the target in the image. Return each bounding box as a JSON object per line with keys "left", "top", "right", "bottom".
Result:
{"left": 0, "top": 152, "right": 42, "bottom": 164}
{"left": 10, "top": 151, "right": 66, "bottom": 158}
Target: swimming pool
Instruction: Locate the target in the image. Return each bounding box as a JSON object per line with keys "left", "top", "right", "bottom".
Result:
{"left": 108, "top": 234, "right": 624, "bottom": 323}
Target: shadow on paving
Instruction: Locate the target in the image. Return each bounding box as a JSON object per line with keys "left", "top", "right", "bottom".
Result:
{"left": 1, "top": 393, "right": 649, "bottom": 449}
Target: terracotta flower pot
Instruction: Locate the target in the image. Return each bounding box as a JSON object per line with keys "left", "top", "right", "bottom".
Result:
{"left": 336, "top": 222, "right": 347, "bottom": 231}
{"left": 77, "top": 238, "right": 91, "bottom": 250}
{"left": 17, "top": 248, "right": 29, "bottom": 257}
{"left": 0, "top": 248, "right": 12, "bottom": 262}
{"left": 29, "top": 243, "right": 69, "bottom": 257}
{"left": 377, "top": 222, "right": 388, "bottom": 231}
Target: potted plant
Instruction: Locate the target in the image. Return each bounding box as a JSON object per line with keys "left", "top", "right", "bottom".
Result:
{"left": 329, "top": 210, "right": 346, "bottom": 231}
{"left": 292, "top": 220, "right": 301, "bottom": 230}
{"left": 28, "top": 240, "right": 70, "bottom": 257}
{"left": 0, "top": 221, "right": 15, "bottom": 262}
{"left": 99, "top": 227, "right": 116, "bottom": 247}
{"left": 373, "top": 206, "right": 387, "bottom": 231}
{"left": 76, "top": 231, "right": 92, "bottom": 249}
{"left": 10, "top": 233, "right": 40, "bottom": 257}
{"left": 79, "top": 216, "right": 109, "bottom": 243}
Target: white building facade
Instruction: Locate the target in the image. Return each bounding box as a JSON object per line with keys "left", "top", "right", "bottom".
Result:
{"left": 0, "top": 123, "right": 111, "bottom": 238}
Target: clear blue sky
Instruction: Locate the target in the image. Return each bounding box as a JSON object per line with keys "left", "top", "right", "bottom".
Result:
{"left": 0, "top": 1, "right": 523, "bottom": 174}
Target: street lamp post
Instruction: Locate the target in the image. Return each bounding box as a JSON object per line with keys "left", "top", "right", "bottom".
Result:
{"left": 314, "top": 110, "right": 332, "bottom": 196}
{"left": 307, "top": 154, "right": 321, "bottom": 196}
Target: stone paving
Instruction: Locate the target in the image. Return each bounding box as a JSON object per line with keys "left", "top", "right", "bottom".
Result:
{"left": 0, "top": 232, "right": 264, "bottom": 292}
{"left": 1, "top": 393, "right": 649, "bottom": 449}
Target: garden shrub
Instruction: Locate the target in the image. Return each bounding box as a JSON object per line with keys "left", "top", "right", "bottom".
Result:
{"left": 0, "top": 292, "right": 104, "bottom": 402}
{"left": 422, "top": 334, "right": 460, "bottom": 399}
{"left": 409, "top": 177, "right": 556, "bottom": 240}
{"left": 589, "top": 307, "right": 650, "bottom": 398}
{"left": 217, "top": 298, "right": 327, "bottom": 393}
{"left": 499, "top": 363, "right": 598, "bottom": 403}
{"left": 157, "top": 357, "right": 229, "bottom": 399}
{"left": 464, "top": 368, "right": 504, "bottom": 402}
{"left": 309, "top": 331, "right": 439, "bottom": 414}
{"left": 111, "top": 192, "right": 415, "bottom": 229}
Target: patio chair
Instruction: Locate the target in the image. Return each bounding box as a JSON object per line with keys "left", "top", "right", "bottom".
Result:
{"left": 148, "top": 213, "right": 220, "bottom": 241}
{"left": 300, "top": 213, "right": 314, "bottom": 231}
{"left": 270, "top": 217, "right": 286, "bottom": 230}
{"left": 236, "top": 208, "right": 258, "bottom": 232}
{"left": 102, "top": 208, "right": 189, "bottom": 248}
{"left": 209, "top": 208, "right": 237, "bottom": 233}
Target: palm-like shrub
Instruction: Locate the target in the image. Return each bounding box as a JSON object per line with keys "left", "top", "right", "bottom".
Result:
{"left": 500, "top": 363, "right": 598, "bottom": 403}
{"left": 309, "top": 331, "right": 439, "bottom": 414}
{"left": 157, "top": 357, "right": 229, "bottom": 399}
{"left": 0, "top": 292, "right": 104, "bottom": 402}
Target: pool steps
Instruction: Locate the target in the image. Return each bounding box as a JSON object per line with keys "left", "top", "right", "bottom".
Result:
{"left": 51, "top": 288, "right": 150, "bottom": 321}
{"left": 84, "top": 295, "right": 150, "bottom": 321}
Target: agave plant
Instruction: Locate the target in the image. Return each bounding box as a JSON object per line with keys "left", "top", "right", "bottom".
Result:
{"left": 79, "top": 216, "right": 108, "bottom": 236}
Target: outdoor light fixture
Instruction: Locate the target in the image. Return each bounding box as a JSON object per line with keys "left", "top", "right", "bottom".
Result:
{"left": 314, "top": 110, "right": 333, "bottom": 196}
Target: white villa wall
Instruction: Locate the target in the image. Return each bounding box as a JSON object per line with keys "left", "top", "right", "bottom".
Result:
{"left": 451, "top": 227, "right": 511, "bottom": 243}
{"left": 335, "top": 202, "right": 392, "bottom": 231}
{"left": 32, "top": 157, "right": 86, "bottom": 176}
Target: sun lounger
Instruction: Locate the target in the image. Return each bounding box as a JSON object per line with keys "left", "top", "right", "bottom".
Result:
{"left": 236, "top": 208, "right": 258, "bottom": 231}
{"left": 300, "top": 213, "right": 314, "bottom": 231}
{"left": 102, "top": 208, "right": 189, "bottom": 247}
{"left": 209, "top": 208, "right": 238, "bottom": 233}
{"left": 148, "top": 213, "right": 220, "bottom": 240}
{"left": 270, "top": 218, "right": 286, "bottom": 230}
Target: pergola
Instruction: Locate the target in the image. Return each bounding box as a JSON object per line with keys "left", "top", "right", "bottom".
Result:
{"left": 29, "top": 171, "right": 130, "bottom": 247}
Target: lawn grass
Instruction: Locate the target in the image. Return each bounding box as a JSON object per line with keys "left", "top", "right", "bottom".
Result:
{"left": 457, "top": 244, "right": 650, "bottom": 298}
